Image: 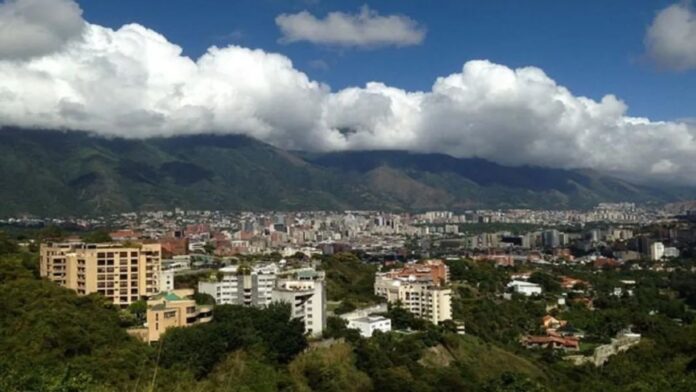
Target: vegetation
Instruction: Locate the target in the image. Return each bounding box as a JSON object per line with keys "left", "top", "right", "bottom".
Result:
{"left": 0, "top": 128, "right": 681, "bottom": 216}
{"left": 2, "top": 232, "right": 696, "bottom": 391}
{"left": 320, "top": 252, "right": 382, "bottom": 312}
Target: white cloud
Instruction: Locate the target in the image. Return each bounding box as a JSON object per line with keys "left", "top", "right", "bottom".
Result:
{"left": 645, "top": 2, "right": 696, "bottom": 70}
{"left": 0, "top": 0, "right": 85, "bottom": 59}
{"left": 1, "top": 0, "right": 696, "bottom": 184}
{"left": 324, "top": 61, "right": 696, "bottom": 184}
{"left": 275, "top": 5, "right": 425, "bottom": 48}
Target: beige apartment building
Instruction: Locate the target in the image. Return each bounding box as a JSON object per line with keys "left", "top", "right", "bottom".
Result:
{"left": 40, "top": 241, "right": 162, "bottom": 306}
{"left": 375, "top": 277, "right": 452, "bottom": 324}
{"left": 140, "top": 289, "right": 212, "bottom": 343}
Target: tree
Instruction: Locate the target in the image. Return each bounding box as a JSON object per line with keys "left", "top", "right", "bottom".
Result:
{"left": 38, "top": 225, "right": 65, "bottom": 241}
{"left": 529, "top": 272, "right": 561, "bottom": 293}
{"left": 81, "top": 230, "right": 112, "bottom": 243}
{"left": 203, "top": 242, "right": 216, "bottom": 255}
{"left": 0, "top": 231, "right": 18, "bottom": 256}
{"left": 193, "top": 292, "right": 216, "bottom": 305}
{"left": 386, "top": 302, "right": 429, "bottom": 331}
{"left": 445, "top": 259, "right": 468, "bottom": 281}
{"left": 128, "top": 300, "right": 147, "bottom": 321}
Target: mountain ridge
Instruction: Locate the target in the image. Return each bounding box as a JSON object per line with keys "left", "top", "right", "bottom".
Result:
{"left": 0, "top": 128, "right": 690, "bottom": 216}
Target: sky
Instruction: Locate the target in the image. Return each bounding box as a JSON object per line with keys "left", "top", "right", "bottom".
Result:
{"left": 0, "top": 0, "right": 696, "bottom": 184}
{"left": 76, "top": 0, "right": 694, "bottom": 121}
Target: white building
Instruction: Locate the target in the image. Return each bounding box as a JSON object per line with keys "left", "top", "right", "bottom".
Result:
{"left": 199, "top": 263, "right": 326, "bottom": 337}
{"left": 507, "top": 280, "right": 542, "bottom": 296}
{"left": 272, "top": 278, "right": 326, "bottom": 337}
{"left": 650, "top": 242, "right": 665, "bottom": 261}
{"left": 340, "top": 304, "right": 389, "bottom": 321}
{"left": 663, "top": 246, "right": 680, "bottom": 259}
{"left": 198, "top": 263, "right": 278, "bottom": 306}
{"left": 159, "top": 270, "right": 175, "bottom": 292}
{"left": 347, "top": 316, "right": 392, "bottom": 337}
{"left": 161, "top": 255, "right": 191, "bottom": 272}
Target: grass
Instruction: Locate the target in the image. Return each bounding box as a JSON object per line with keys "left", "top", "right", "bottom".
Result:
{"left": 421, "top": 334, "right": 548, "bottom": 383}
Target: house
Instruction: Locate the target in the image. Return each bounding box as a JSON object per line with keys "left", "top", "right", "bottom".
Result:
{"left": 347, "top": 316, "right": 392, "bottom": 337}
{"left": 560, "top": 276, "right": 589, "bottom": 290}
{"left": 593, "top": 258, "right": 621, "bottom": 269}
{"left": 541, "top": 315, "right": 567, "bottom": 330}
{"left": 522, "top": 335, "right": 579, "bottom": 351}
{"left": 507, "top": 280, "right": 542, "bottom": 296}
{"left": 556, "top": 324, "right": 585, "bottom": 339}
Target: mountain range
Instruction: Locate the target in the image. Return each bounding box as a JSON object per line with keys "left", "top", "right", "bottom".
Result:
{"left": 0, "top": 128, "right": 691, "bottom": 216}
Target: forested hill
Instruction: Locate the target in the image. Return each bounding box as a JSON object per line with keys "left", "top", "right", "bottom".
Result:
{"left": 0, "top": 128, "right": 689, "bottom": 216}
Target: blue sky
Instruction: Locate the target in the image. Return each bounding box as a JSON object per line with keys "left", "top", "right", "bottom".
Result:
{"left": 78, "top": 0, "right": 694, "bottom": 121}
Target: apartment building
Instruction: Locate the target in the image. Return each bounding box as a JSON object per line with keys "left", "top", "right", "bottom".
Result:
{"left": 373, "top": 260, "right": 452, "bottom": 324}
{"left": 374, "top": 276, "right": 452, "bottom": 324}
{"left": 133, "top": 289, "right": 212, "bottom": 343}
{"left": 272, "top": 277, "right": 326, "bottom": 337}
{"left": 380, "top": 259, "right": 449, "bottom": 286}
{"left": 40, "top": 241, "right": 162, "bottom": 306}
{"left": 198, "top": 262, "right": 279, "bottom": 306}
{"left": 198, "top": 263, "right": 327, "bottom": 337}
{"left": 160, "top": 269, "right": 175, "bottom": 292}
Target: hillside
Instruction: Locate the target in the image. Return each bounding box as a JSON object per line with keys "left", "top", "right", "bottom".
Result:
{"left": 0, "top": 128, "right": 689, "bottom": 216}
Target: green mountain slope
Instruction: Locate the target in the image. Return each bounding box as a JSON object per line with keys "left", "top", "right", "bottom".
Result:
{"left": 0, "top": 128, "right": 690, "bottom": 215}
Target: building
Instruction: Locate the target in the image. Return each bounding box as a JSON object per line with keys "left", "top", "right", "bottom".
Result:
{"left": 650, "top": 242, "right": 665, "bottom": 261}
{"left": 161, "top": 255, "right": 191, "bottom": 272}
{"left": 198, "top": 263, "right": 327, "bottom": 337}
{"left": 142, "top": 289, "right": 212, "bottom": 342}
{"left": 507, "top": 280, "right": 542, "bottom": 296}
{"left": 377, "top": 259, "right": 449, "bottom": 287}
{"left": 542, "top": 229, "right": 561, "bottom": 248}
{"left": 375, "top": 276, "right": 452, "bottom": 324}
{"left": 663, "top": 246, "right": 680, "bottom": 259}
{"left": 272, "top": 278, "right": 326, "bottom": 337}
{"left": 160, "top": 269, "right": 175, "bottom": 292}
{"left": 340, "top": 304, "right": 391, "bottom": 337}
{"left": 347, "top": 316, "right": 392, "bottom": 337}
{"left": 198, "top": 263, "right": 279, "bottom": 306}
{"left": 522, "top": 335, "right": 579, "bottom": 351}
{"left": 40, "top": 241, "right": 162, "bottom": 306}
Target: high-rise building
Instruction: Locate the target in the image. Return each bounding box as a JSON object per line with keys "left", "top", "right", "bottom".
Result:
{"left": 198, "top": 263, "right": 326, "bottom": 337}
{"left": 650, "top": 242, "right": 665, "bottom": 261}
{"left": 40, "top": 241, "right": 162, "bottom": 306}
{"left": 542, "top": 230, "right": 561, "bottom": 248}
{"left": 198, "top": 263, "right": 279, "bottom": 306}
{"left": 374, "top": 260, "right": 452, "bottom": 324}
{"left": 160, "top": 269, "right": 175, "bottom": 292}
{"left": 374, "top": 277, "right": 452, "bottom": 324}
{"left": 272, "top": 277, "right": 326, "bottom": 337}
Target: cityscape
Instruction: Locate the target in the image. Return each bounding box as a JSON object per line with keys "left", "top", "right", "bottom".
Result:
{"left": 2, "top": 0, "right": 696, "bottom": 391}
{"left": 3, "top": 201, "right": 696, "bottom": 390}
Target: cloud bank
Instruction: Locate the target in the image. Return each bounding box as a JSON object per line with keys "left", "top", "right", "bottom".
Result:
{"left": 0, "top": 0, "right": 695, "bottom": 184}
{"left": 645, "top": 2, "right": 696, "bottom": 70}
{"left": 275, "top": 5, "right": 425, "bottom": 48}
{"left": 0, "top": 0, "right": 84, "bottom": 59}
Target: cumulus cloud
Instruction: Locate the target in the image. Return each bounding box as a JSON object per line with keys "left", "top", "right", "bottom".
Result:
{"left": 0, "top": 0, "right": 85, "bottom": 59}
{"left": 1, "top": 0, "right": 696, "bottom": 184}
{"left": 275, "top": 5, "right": 425, "bottom": 48}
{"left": 645, "top": 2, "right": 696, "bottom": 70}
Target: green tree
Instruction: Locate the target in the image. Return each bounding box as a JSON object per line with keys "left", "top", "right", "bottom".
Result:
{"left": 81, "top": 229, "right": 112, "bottom": 243}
